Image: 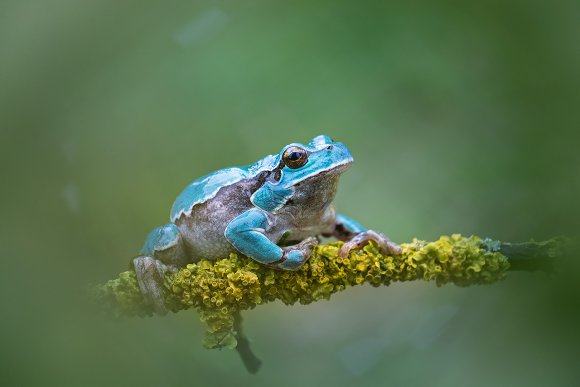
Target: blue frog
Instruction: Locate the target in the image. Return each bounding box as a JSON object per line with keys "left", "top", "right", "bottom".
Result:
{"left": 133, "top": 135, "right": 401, "bottom": 313}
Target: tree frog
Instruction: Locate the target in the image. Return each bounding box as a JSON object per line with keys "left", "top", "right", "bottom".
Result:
{"left": 133, "top": 135, "right": 401, "bottom": 313}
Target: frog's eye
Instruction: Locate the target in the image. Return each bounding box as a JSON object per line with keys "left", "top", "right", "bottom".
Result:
{"left": 283, "top": 146, "right": 308, "bottom": 169}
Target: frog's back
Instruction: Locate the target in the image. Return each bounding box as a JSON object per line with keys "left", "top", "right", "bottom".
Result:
{"left": 170, "top": 154, "right": 280, "bottom": 223}
{"left": 170, "top": 168, "right": 250, "bottom": 222}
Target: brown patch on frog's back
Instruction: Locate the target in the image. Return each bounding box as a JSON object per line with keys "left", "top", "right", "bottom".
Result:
{"left": 174, "top": 173, "right": 266, "bottom": 224}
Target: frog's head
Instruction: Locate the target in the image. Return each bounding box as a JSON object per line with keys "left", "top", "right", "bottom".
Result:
{"left": 275, "top": 135, "right": 354, "bottom": 187}
{"left": 248, "top": 135, "right": 353, "bottom": 213}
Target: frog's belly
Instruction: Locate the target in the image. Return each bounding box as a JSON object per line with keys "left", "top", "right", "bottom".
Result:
{"left": 271, "top": 220, "right": 334, "bottom": 245}
{"left": 270, "top": 204, "right": 337, "bottom": 245}
{"left": 177, "top": 215, "right": 330, "bottom": 261}
{"left": 174, "top": 182, "right": 255, "bottom": 261}
{"left": 177, "top": 216, "right": 237, "bottom": 261}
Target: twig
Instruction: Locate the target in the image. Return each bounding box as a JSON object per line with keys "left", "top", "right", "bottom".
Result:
{"left": 92, "top": 234, "right": 566, "bottom": 372}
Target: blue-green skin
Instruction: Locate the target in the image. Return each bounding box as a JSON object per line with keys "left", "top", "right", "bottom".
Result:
{"left": 140, "top": 135, "right": 379, "bottom": 271}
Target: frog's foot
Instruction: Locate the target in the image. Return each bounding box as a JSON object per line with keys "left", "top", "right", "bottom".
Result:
{"left": 133, "top": 256, "right": 176, "bottom": 315}
{"left": 338, "top": 230, "right": 402, "bottom": 258}
{"left": 270, "top": 236, "right": 319, "bottom": 271}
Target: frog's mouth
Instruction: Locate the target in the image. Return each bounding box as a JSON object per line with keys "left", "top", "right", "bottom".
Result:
{"left": 295, "top": 157, "right": 353, "bottom": 184}
{"left": 326, "top": 157, "right": 354, "bottom": 174}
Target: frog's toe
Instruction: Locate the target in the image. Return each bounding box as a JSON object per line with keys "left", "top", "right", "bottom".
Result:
{"left": 273, "top": 237, "right": 319, "bottom": 270}
{"left": 298, "top": 236, "right": 319, "bottom": 251}
{"left": 133, "top": 256, "right": 170, "bottom": 315}
{"left": 293, "top": 236, "right": 319, "bottom": 262}
{"left": 339, "top": 230, "right": 402, "bottom": 258}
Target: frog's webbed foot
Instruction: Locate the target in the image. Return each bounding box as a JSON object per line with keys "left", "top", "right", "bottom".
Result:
{"left": 332, "top": 214, "right": 402, "bottom": 257}
{"left": 133, "top": 256, "right": 177, "bottom": 315}
{"left": 339, "top": 230, "right": 402, "bottom": 258}
{"left": 134, "top": 223, "right": 187, "bottom": 314}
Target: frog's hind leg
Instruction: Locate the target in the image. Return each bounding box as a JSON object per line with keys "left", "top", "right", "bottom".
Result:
{"left": 134, "top": 223, "right": 187, "bottom": 315}
{"left": 140, "top": 223, "right": 188, "bottom": 267}
{"left": 332, "top": 214, "right": 403, "bottom": 258}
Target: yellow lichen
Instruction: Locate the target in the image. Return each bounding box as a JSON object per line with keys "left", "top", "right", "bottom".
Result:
{"left": 95, "top": 235, "right": 513, "bottom": 348}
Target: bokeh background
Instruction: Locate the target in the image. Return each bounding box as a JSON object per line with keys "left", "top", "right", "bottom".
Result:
{"left": 1, "top": 1, "right": 579, "bottom": 386}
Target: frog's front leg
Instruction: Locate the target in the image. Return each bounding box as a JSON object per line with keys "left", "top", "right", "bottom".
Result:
{"left": 332, "top": 214, "right": 402, "bottom": 257}
{"left": 133, "top": 223, "right": 186, "bottom": 315}
{"left": 225, "top": 209, "right": 318, "bottom": 270}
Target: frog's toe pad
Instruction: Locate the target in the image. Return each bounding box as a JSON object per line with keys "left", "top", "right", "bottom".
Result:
{"left": 339, "top": 230, "right": 402, "bottom": 258}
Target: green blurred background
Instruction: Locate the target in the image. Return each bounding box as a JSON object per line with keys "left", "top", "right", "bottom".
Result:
{"left": 1, "top": 1, "right": 579, "bottom": 386}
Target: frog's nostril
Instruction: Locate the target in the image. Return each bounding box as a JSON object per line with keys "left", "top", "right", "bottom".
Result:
{"left": 326, "top": 145, "right": 333, "bottom": 151}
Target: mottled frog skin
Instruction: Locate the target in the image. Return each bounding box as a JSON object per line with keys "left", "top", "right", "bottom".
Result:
{"left": 133, "top": 135, "right": 401, "bottom": 313}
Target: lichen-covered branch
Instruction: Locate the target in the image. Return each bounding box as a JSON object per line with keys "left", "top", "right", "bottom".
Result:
{"left": 93, "top": 234, "right": 563, "bottom": 352}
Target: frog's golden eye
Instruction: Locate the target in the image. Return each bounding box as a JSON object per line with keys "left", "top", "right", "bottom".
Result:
{"left": 283, "top": 146, "right": 308, "bottom": 169}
